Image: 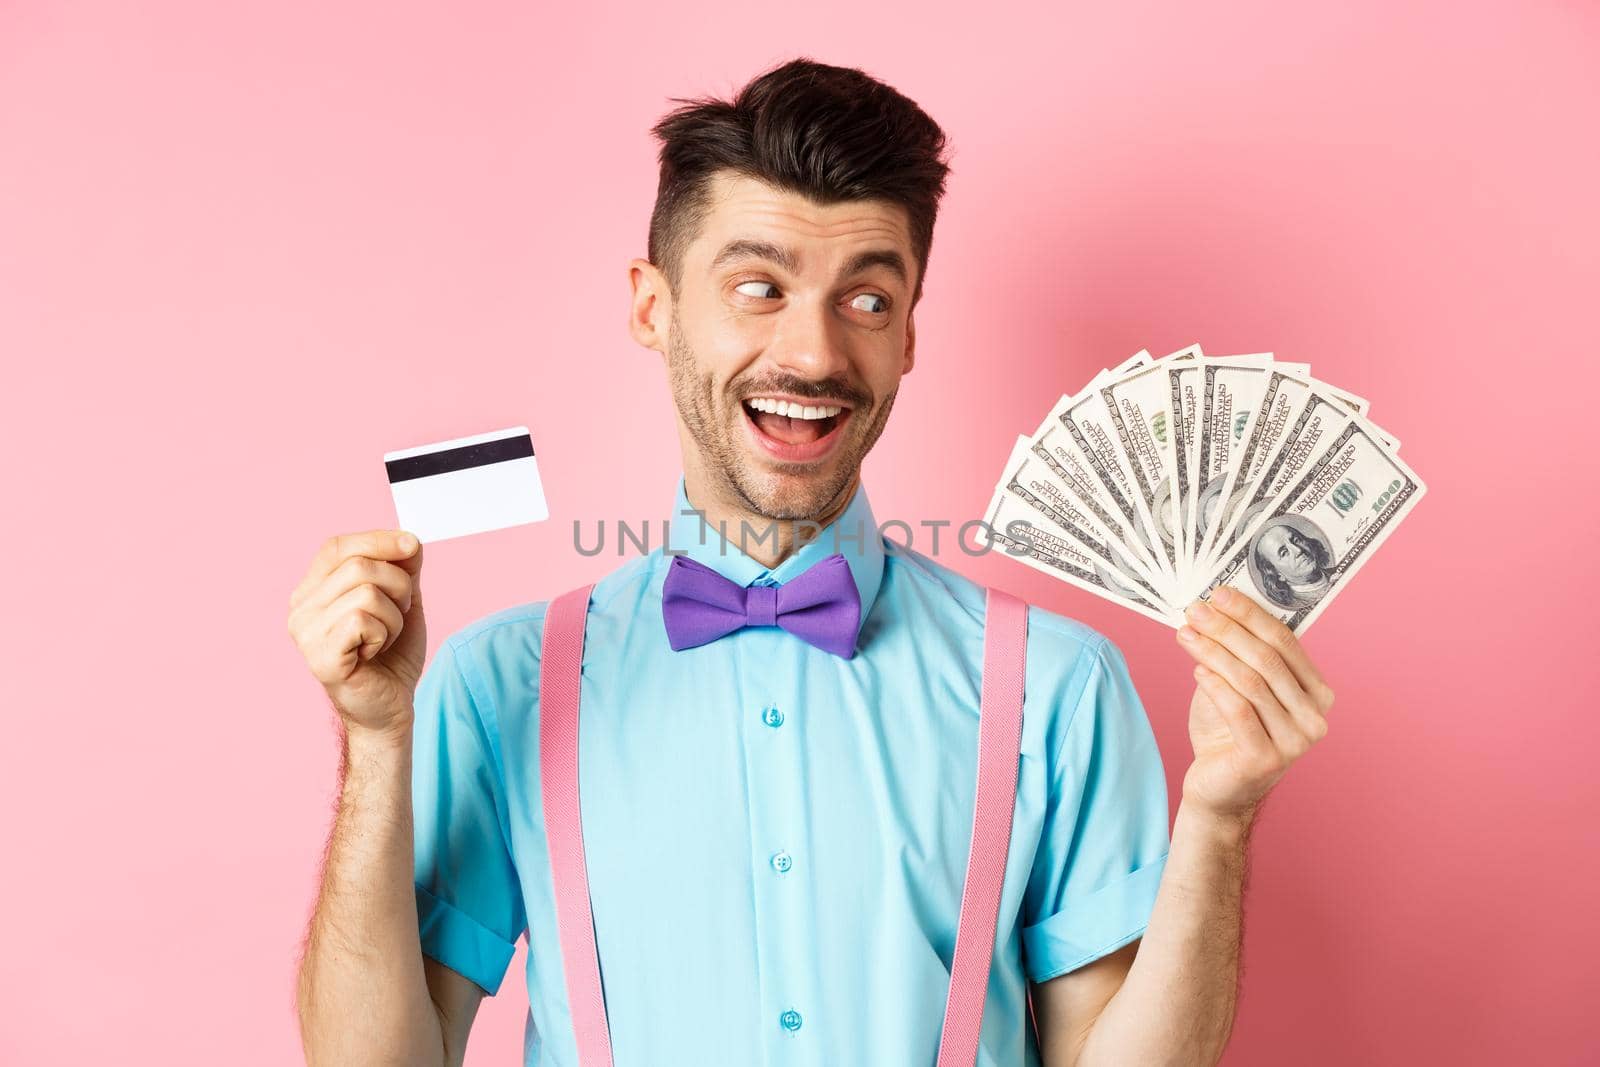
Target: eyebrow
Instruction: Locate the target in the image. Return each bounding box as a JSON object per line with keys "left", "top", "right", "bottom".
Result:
{"left": 709, "top": 239, "right": 909, "bottom": 287}
{"left": 843, "top": 248, "right": 908, "bottom": 286}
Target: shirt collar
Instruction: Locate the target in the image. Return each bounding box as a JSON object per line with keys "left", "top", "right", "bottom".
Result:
{"left": 664, "top": 475, "right": 886, "bottom": 639}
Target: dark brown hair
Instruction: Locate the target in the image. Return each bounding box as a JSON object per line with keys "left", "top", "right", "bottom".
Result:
{"left": 647, "top": 57, "right": 952, "bottom": 305}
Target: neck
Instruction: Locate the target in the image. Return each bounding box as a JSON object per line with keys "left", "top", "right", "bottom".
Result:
{"left": 682, "top": 468, "right": 859, "bottom": 569}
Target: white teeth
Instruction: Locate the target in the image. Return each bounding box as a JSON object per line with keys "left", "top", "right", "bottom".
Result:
{"left": 745, "top": 398, "right": 845, "bottom": 420}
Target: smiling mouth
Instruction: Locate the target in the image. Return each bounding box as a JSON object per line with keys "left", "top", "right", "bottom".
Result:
{"left": 741, "top": 396, "right": 851, "bottom": 447}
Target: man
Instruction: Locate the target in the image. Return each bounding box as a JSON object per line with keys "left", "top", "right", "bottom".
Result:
{"left": 1249, "top": 518, "right": 1335, "bottom": 610}
{"left": 289, "top": 57, "right": 1335, "bottom": 1066}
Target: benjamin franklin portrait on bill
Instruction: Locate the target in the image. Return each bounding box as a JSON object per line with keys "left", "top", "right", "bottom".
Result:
{"left": 1246, "top": 513, "right": 1335, "bottom": 610}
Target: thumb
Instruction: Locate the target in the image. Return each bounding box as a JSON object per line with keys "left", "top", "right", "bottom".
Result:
{"left": 408, "top": 545, "right": 424, "bottom": 615}
{"left": 395, "top": 535, "right": 425, "bottom": 615}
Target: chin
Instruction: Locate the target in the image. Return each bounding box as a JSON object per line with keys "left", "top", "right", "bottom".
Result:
{"left": 735, "top": 462, "right": 852, "bottom": 521}
{"left": 746, "top": 474, "right": 841, "bottom": 520}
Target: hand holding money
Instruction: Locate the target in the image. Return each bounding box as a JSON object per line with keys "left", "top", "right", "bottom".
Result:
{"left": 286, "top": 529, "right": 427, "bottom": 741}
{"left": 1174, "top": 585, "right": 1336, "bottom": 820}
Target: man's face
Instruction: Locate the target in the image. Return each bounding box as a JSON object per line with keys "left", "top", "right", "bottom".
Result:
{"left": 1258, "top": 525, "right": 1318, "bottom": 582}
{"left": 656, "top": 171, "right": 918, "bottom": 520}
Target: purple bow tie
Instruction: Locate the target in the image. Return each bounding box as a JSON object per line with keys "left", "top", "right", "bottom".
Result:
{"left": 661, "top": 552, "right": 862, "bottom": 659}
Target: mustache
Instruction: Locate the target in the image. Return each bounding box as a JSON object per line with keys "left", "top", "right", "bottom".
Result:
{"left": 732, "top": 373, "right": 873, "bottom": 410}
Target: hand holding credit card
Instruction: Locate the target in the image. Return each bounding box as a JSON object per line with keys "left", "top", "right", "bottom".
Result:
{"left": 384, "top": 426, "right": 549, "bottom": 543}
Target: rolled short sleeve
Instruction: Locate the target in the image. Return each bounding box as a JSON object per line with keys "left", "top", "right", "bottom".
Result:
{"left": 1022, "top": 637, "right": 1171, "bottom": 983}
{"left": 411, "top": 636, "right": 526, "bottom": 995}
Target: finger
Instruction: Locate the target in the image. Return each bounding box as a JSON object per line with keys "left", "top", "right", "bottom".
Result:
{"left": 394, "top": 537, "right": 424, "bottom": 585}
{"left": 1193, "top": 664, "right": 1276, "bottom": 765}
{"left": 1176, "top": 623, "right": 1305, "bottom": 752}
{"left": 326, "top": 583, "right": 406, "bottom": 659}
{"left": 1184, "top": 598, "right": 1325, "bottom": 739}
{"left": 401, "top": 540, "right": 424, "bottom": 616}
{"left": 310, "top": 556, "right": 415, "bottom": 615}
{"left": 294, "top": 530, "right": 419, "bottom": 608}
{"left": 315, "top": 607, "right": 387, "bottom": 684}
{"left": 1209, "top": 586, "right": 1334, "bottom": 712}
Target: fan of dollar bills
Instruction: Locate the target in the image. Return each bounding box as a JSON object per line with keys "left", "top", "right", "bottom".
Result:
{"left": 983, "top": 345, "right": 1426, "bottom": 635}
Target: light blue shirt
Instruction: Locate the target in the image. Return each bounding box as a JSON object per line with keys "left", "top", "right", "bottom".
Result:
{"left": 411, "top": 478, "right": 1172, "bottom": 1066}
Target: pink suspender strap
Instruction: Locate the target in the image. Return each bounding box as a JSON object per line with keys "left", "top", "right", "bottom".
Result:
{"left": 539, "top": 583, "right": 614, "bottom": 1067}
{"left": 539, "top": 583, "right": 1029, "bottom": 1067}
{"left": 935, "top": 587, "right": 1028, "bottom": 1067}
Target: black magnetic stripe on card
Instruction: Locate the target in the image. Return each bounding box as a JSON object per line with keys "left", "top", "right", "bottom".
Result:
{"left": 385, "top": 434, "right": 534, "bottom": 483}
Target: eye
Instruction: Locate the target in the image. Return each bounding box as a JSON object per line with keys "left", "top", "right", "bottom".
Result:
{"left": 734, "top": 280, "right": 780, "bottom": 299}
{"left": 850, "top": 292, "right": 889, "bottom": 314}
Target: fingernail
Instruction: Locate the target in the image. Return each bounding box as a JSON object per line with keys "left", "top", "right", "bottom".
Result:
{"left": 1213, "top": 586, "right": 1234, "bottom": 606}
{"left": 1187, "top": 601, "right": 1216, "bottom": 622}
{"left": 399, "top": 532, "right": 418, "bottom": 552}
{"left": 1177, "top": 625, "right": 1198, "bottom": 642}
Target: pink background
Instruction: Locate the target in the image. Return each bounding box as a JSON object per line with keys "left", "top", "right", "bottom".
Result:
{"left": 2, "top": 2, "right": 1596, "bottom": 1064}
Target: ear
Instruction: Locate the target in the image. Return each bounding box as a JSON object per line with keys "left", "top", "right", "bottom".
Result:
{"left": 628, "top": 257, "right": 672, "bottom": 354}
{"left": 901, "top": 306, "right": 917, "bottom": 375}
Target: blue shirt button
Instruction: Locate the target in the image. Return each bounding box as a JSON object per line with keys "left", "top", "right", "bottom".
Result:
{"left": 779, "top": 1008, "right": 803, "bottom": 1032}
{"left": 770, "top": 850, "right": 793, "bottom": 873}
{"left": 762, "top": 705, "right": 784, "bottom": 728}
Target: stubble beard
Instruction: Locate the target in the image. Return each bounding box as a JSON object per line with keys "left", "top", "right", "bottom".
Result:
{"left": 666, "top": 315, "right": 896, "bottom": 522}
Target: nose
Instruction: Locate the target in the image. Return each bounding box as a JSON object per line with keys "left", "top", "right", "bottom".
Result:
{"left": 768, "top": 299, "right": 853, "bottom": 384}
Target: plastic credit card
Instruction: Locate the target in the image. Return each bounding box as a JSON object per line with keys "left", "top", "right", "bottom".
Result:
{"left": 383, "top": 425, "right": 549, "bottom": 543}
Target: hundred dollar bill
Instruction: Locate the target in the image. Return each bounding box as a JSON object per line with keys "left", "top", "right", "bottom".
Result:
{"left": 1196, "top": 368, "right": 1319, "bottom": 572}
{"left": 1200, "top": 381, "right": 1398, "bottom": 575}
{"left": 1162, "top": 353, "right": 1272, "bottom": 596}
{"left": 1027, "top": 420, "right": 1166, "bottom": 587}
{"left": 996, "top": 437, "right": 1171, "bottom": 607}
{"left": 1167, "top": 361, "right": 1203, "bottom": 588}
{"left": 1197, "top": 418, "right": 1425, "bottom": 634}
{"left": 1082, "top": 341, "right": 1203, "bottom": 573}
{"left": 1043, "top": 371, "right": 1179, "bottom": 587}
{"left": 1099, "top": 361, "right": 1186, "bottom": 586}
{"left": 983, "top": 483, "right": 1179, "bottom": 626}
{"left": 1193, "top": 370, "right": 1390, "bottom": 573}
{"left": 1025, "top": 355, "right": 1164, "bottom": 579}
{"left": 1186, "top": 359, "right": 1275, "bottom": 590}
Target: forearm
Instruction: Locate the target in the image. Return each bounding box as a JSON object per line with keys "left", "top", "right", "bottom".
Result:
{"left": 1076, "top": 798, "right": 1253, "bottom": 1067}
{"left": 297, "top": 717, "right": 444, "bottom": 1067}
